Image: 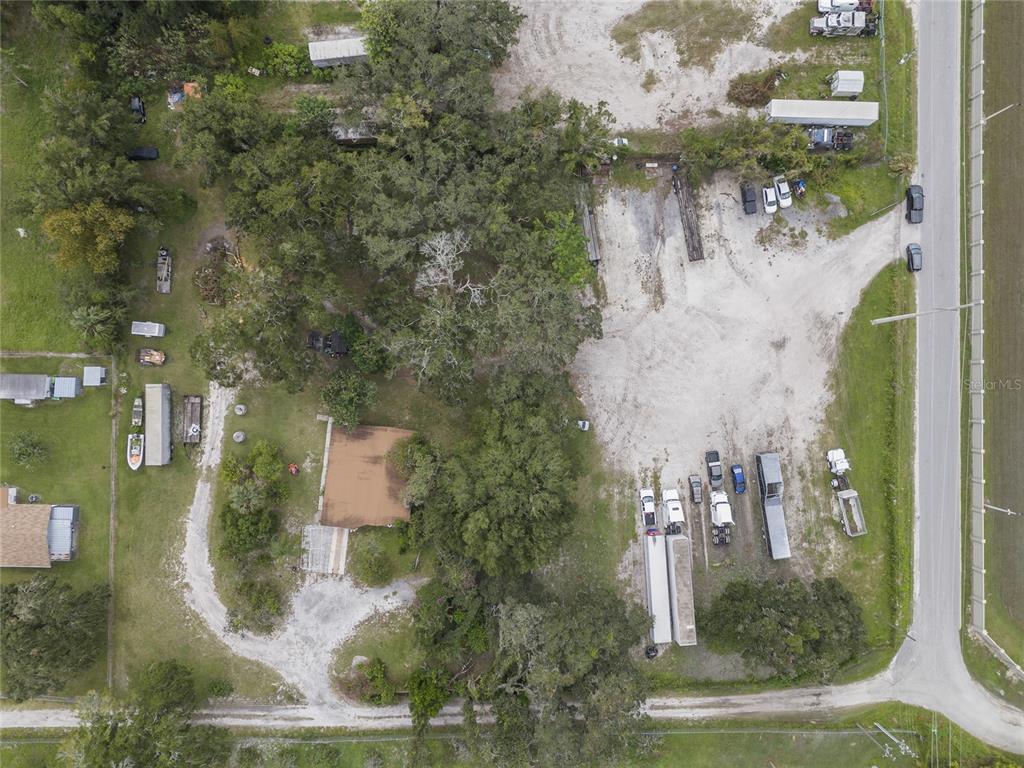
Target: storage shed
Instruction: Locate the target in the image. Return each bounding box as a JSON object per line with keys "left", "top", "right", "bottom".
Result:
{"left": 765, "top": 99, "right": 879, "bottom": 126}
{"left": 829, "top": 69, "right": 865, "bottom": 98}
{"left": 51, "top": 377, "right": 82, "bottom": 399}
{"left": 47, "top": 505, "right": 80, "bottom": 561}
{"left": 145, "top": 383, "right": 172, "bottom": 466}
{"left": 308, "top": 37, "right": 368, "bottom": 67}
{"left": 83, "top": 366, "right": 108, "bottom": 386}
{"left": 131, "top": 321, "right": 166, "bottom": 338}
{"left": 0, "top": 373, "right": 50, "bottom": 405}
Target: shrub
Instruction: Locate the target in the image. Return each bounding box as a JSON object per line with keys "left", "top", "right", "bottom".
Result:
{"left": 261, "top": 42, "right": 311, "bottom": 78}
{"left": 321, "top": 370, "right": 377, "bottom": 432}
{"left": 237, "top": 579, "right": 284, "bottom": 634}
{"left": 208, "top": 677, "right": 234, "bottom": 698}
{"left": 349, "top": 533, "right": 392, "bottom": 587}
{"left": 9, "top": 432, "right": 47, "bottom": 467}
{"left": 726, "top": 69, "right": 779, "bottom": 107}
{"left": 219, "top": 498, "right": 276, "bottom": 556}
{"left": 362, "top": 657, "right": 397, "bottom": 705}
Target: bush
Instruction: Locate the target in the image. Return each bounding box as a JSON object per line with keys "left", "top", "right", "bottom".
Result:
{"left": 362, "top": 657, "right": 397, "bottom": 705}
{"left": 349, "top": 532, "right": 392, "bottom": 587}
{"left": 219, "top": 498, "right": 276, "bottom": 556}
{"left": 9, "top": 432, "right": 47, "bottom": 467}
{"left": 208, "top": 677, "right": 234, "bottom": 698}
{"left": 407, "top": 666, "right": 451, "bottom": 733}
{"left": 321, "top": 370, "right": 377, "bottom": 431}
{"left": 261, "top": 42, "right": 311, "bottom": 78}
{"left": 236, "top": 579, "right": 284, "bottom": 634}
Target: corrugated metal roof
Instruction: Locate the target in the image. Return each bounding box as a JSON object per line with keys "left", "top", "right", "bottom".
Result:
{"left": 0, "top": 373, "right": 50, "bottom": 401}
{"left": 308, "top": 37, "right": 367, "bottom": 65}
{"left": 48, "top": 506, "right": 78, "bottom": 558}
{"left": 145, "top": 383, "right": 172, "bottom": 466}
{"left": 763, "top": 498, "right": 792, "bottom": 560}
{"left": 757, "top": 452, "right": 784, "bottom": 486}
{"left": 83, "top": 366, "right": 107, "bottom": 386}
{"left": 52, "top": 377, "right": 81, "bottom": 399}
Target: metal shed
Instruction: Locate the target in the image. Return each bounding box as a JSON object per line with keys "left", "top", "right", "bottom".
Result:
{"left": 144, "top": 383, "right": 172, "bottom": 466}
{"left": 47, "top": 505, "right": 79, "bottom": 561}
{"left": 131, "top": 321, "right": 166, "bottom": 338}
{"left": 829, "top": 69, "right": 865, "bottom": 97}
{"left": 308, "top": 37, "right": 368, "bottom": 67}
{"left": 51, "top": 377, "right": 82, "bottom": 399}
{"left": 0, "top": 373, "right": 51, "bottom": 405}
{"left": 83, "top": 366, "right": 108, "bottom": 386}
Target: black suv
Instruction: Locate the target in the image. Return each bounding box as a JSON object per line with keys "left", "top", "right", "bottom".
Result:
{"left": 905, "top": 185, "right": 924, "bottom": 224}
{"left": 740, "top": 183, "right": 757, "bottom": 215}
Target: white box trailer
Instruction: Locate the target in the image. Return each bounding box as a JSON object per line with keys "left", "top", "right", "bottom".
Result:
{"left": 830, "top": 70, "right": 865, "bottom": 98}
{"left": 766, "top": 99, "right": 879, "bottom": 127}
{"left": 643, "top": 530, "right": 673, "bottom": 645}
{"left": 667, "top": 534, "right": 697, "bottom": 647}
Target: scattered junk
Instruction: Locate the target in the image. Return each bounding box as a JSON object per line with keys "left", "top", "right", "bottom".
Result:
{"left": 808, "top": 127, "right": 855, "bottom": 152}
{"left": 136, "top": 348, "right": 166, "bottom": 366}
{"left": 167, "top": 81, "right": 201, "bottom": 110}
{"left": 330, "top": 123, "right": 378, "bottom": 147}
{"left": 576, "top": 420, "right": 590, "bottom": 431}
{"left": 306, "top": 330, "right": 323, "bottom": 351}
{"left": 766, "top": 99, "right": 879, "bottom": 127}
{"left": 156, "top": 247, "right": 172, "bottom": 294}
{"left": 246, "top": 66, "right": 262, "bottom": 77}
{"left": 829, "top": 69, "right": 865, "bottom": 99}
{"left": 578, "top": 186, "right": 601, "bottom": 266}
{"left": 16, "top": 227, "right": 28, "bottom": 238}
{"left": 288, "top": 462, "right": 300, "bottom": 476}
{"left": 129, "top": 94, "right": 147, "bottom": 123}
{"left": 234, "top": 404, "right": 248, "bottom": 416}
{"left": 131, "top": 321, "right": 166, "bottom": 338}
{"left": 309, "top": 329, "right": 349, "bottom": 358}
{"left": 755, "top": 452, "right": 791, "bottom": 560}
{"left": 827, "top": 448, "right": 867, "bottom": 537}
{"left": 131, "top": 397, "right": 144, "bottom": 427}
{"left": 672, "top": 173, "right": 705, "bottom": 262}
{"left": 232, "top": 431, "right": 246, "bottom": 443}
{"left": 182, "top": 395, "right": 203, "bottom": 445}
{"left": 308, "top": 36, "right": 368, "bottom": 68}
{"left": 83, "top": 366, "right": 108, "bottom": 387}
{"left": 144, "top": 383, "right": 172, "bottom": 467}
{"left": 809, "top": 10, "right": 878, "bottom": 37}
{"left": 126, "top": 146, "right": 159, "bottom": 161}
{"left": 793, "top": 179, "right": 807, "bottom": 198}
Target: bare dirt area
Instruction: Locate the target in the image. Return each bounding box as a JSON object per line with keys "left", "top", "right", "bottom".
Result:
{"left": 574, "top": 170, "right": 905, "bottom": 589}
{"left": 492, "top": 0, "right": 801, "bottom": 130}
{"left": 321, "top": 426, "right": 414, "bottom": 528}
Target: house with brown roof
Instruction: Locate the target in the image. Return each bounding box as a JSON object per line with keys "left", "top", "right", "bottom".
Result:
{"left": 0, "top": 489, "right": 79, "bottom": 568}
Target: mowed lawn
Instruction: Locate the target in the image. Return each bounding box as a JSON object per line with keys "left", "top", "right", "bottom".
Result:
{"left": 0, "top": 8, "right": 82, "bottom": 352}
{"left": 0, "top": 356, "right": 113, "bottom": 694}
{"left": 981, "top": 0, "right": 1024, "bottom": 665}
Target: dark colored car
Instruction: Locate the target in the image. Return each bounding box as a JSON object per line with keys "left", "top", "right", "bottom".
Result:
{"left": 324, "top": 331, "right": 349, "bottom": 358}
{"left": 905, "top": 184, "right": 924, "bottom": 223}
{"left": 730, "top": 464, "right": 747, "bottom": 494}
{"left": 127, "top": 146, "right": 159, "bottom": 161}
{"left": 130, "top": 95, "right": 146, "bottom": 123}
{"left": 306, "top": 330, "right": 323, "bottom": 351}
{"left": 740, "top": 183, "right": 757, "bottom": 215}
{"left": 906, "top": 242, "right": 923, "bottom": 272}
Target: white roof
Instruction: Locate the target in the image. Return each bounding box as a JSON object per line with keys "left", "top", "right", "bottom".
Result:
{"left": 831, "top": 70, "right": 865, "bottom": 88}
{"left": 643, "top": 531, "right": 672, "bottom": 644}
{"left": 766, "top": 99, "right": 878, "bottom": 123}
{"left": 0, "top": 373, "right": 50, "bottom": 401}
{"left": 662, "top": 488, "right": 685, "bottom": 524}
{"left": 131, "top": 321, "right": 166, "bottom": 337}
{"left": 144, "top": 384, "right": 171, "bottom": 466}
{"left": 308, "top": 37, "right": 367, "bottom": 63}
{"left": 83, "top": 366, "right": 107, "bottom": 386}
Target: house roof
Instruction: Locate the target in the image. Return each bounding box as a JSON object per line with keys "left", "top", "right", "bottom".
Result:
{"left": 52, "top": 376, "right": 81, "bottom": 398}
{"left": 145, "top": 383, "right": 172, "bottom": 466}
{"left": 0, "top": 495, "right": 52, "bottom": 568}
{"left": 308, "top": 37, "right": 367, "bottom": 63}
{"left": 0, "top": 373, "right": 50, "bottom": 401}
{"left": 83, "top": 366, "right": 107, "bottom": 386}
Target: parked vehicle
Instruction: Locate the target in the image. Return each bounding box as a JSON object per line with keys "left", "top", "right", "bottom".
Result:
{"left": 131, "top": 321, "right": 166, "bottom": 338}
{"left": 156, "top": 248, "right": 171, "bottom": 294}
{"left": 709, "top": 490, "right": 734, "bottom": 527}
{"left": 662, "top": 488, "right": 685, "bottom": 533}
{"left": 127, "top": 432, "right": 144, "bottom": 471}
{"left": 826, "top": 448, "right": 852, "bottom": 475}
{"left": 643, "top": 529, "right": 672, "bottom": 644}
{"left": 131, "top": 397, "right": 144, "bottom": 427}
{"left": 773, "top": 175, "right": 793, "bottom": 209}
{"left": 818, "top": 0, "right": 871, "bottom": 11}
{"left": 639, "top": 487, "right": 657, "bottom": 528}
{"left": 126, "top": 146, "right": 159, "bottom": 161}
{"left": 906, "top": 242, "right": 923, "bottom": 272}
{"left": 762, "top": 185, "right": 778, "bottom": 214}
{"left": 740, "top": 182, "right": 757, "bottom": 215}
{"left": 730, "top": 464, "right": 747, "bottom": 494}
{"left": 688, "top": 474, "right": 703, "bottom": 504}
{"left": 129, "top": 95, "right": 147, "bottom": 123}
{"left": 705, "top": 451, "right": 724, "bottom": 490}
{"left": 136, "top": 348, "right": 166, "bottom": 366}
{"left": 808, "top": 127, "right": 854, "bottom": 152}
{"left": 906, "top": 185, "right": 924, "bottom": 223}
{"left": 809, "top": 11, "right": 877, "bottom": 37}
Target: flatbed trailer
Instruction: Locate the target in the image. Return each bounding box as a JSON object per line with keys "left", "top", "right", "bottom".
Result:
{"left": 182, "top": 395, "right": 202, "bottom": 444}
{"left": 672, "top": 174, "right": 705, "bottom": 262}
{"left": 157, "top": 252, "right": 172, "bottom": 294}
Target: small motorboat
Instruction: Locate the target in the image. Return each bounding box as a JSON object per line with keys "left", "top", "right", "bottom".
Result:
{"left": 131, "top": 397, "right": 143, "bottom": 427}
{"left": 127, "top": 432, "right": 144, "bottom": 471}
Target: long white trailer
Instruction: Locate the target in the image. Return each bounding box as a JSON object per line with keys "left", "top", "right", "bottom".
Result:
{"left": 643, "top": 529, "right": 673, "bottom": 645}
{"left": 765, "top": 99, "right": 879, "bottom": 127}
{"left": 667, "top": 534, "right": 697, "bottom": 646}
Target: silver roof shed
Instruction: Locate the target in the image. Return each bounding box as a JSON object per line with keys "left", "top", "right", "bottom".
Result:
{"left": 52, "top": 377, "right": 82, "bottom": 399}
{"left": 48, "top": 505, "right": 79, "bottom": 560}
{"left": 144, "top": 383, "right": 172, "bottom": 466}
{"left": 0, "top": 373, "right": 51, "bottom": 402}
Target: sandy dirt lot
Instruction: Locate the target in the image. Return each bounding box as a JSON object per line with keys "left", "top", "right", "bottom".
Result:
{"left": 322, "top": 426, "right": 414, "bottom": 528}
{"left": 576, "top": 170, "right": 906, "bottom": 582}
{"left": 493, "top": 0, "right": 800, "bottom": 130}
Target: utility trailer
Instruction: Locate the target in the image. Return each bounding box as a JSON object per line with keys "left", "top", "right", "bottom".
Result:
{"left": 666, "top": 533, "right": 697, "bottom": 647}
{"left": 182, "top": 395, "right": 203, "bottom": 445}
{"left": 672, "top": 174, "right": 705, "bottom": 262}
{"left": 837, "top": 488, "right": 867, "bottom": 537}
{"left": 156, "top": 248, "right": 172, "bottom": 294}
{"left": 643, "top": 529, "right": 673, "bottom": 645}
{"left": 766, "top": 99, "right": 879, "bottom": 127}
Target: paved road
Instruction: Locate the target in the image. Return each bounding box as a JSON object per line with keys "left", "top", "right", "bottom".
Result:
{"left": 2, "top": 0, "right": 1023, "bottom": 754}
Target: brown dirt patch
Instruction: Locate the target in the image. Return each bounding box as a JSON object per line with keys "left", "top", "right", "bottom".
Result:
{"left": 321, "top": 426, "right": 413, "bottom": 529}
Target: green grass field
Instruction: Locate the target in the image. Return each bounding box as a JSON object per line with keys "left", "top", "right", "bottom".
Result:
{"left": 981, "top": 0, "right": 1024, "bottom": 667}
{"left": 332, "top": 608, "right": 423, "bottom": 695}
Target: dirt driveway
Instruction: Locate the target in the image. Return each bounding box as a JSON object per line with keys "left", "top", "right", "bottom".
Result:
{"left": 575, "top": 170, "right": 905, "bottom": 580}
{"left": 492, "top": 0, "right": 797, "bottom": 130}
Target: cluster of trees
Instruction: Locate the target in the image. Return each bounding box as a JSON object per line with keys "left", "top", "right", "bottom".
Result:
{"left": 8, "top": 430, "right": 47, "bottom": 467}
{"left": 701, "top": 576, "right": 866, "bottom": 682}
{"left": 0, "top": 576, "right": 109, "bottom": 701}
{"left": 218, "top": 440, "right": 289, "bottom": 633}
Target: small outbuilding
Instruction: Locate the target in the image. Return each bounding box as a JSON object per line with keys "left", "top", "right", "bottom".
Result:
{"left": 51, "top": 376, "right": 82, "bottom": 399}
{"left": 83, "top": 366, "right": 108, "bottom": 387}
{"left": 308, "top": 37, "right": 368, "bottom": 67}
{"left": 829, "top": 69, "right": 865, "bottom": 98}
{"left": 0, "top": 373, "right": 51, "bottom": 405}
{"left": 145, "top": 383, "right": 172, "bottom": 466}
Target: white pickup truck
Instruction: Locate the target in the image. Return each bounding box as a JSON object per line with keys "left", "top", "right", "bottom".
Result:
{"left": 662, "top": 488, "right": 685, "bottom": 534}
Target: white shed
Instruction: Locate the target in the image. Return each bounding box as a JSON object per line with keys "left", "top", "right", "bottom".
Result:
{"left": 830, "top": 70, "right": 865, "bottom": 98}
{"left": 308, "top": 37, "right": 368, "bottom": 68}
{"left": 131, "top": 321, "right": 166, "bottom": 338}
{"left": 83, "top": 366, "right": 108, "bottom": 387}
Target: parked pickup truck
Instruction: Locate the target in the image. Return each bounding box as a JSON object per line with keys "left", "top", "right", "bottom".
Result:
{"left": 688, "top": 474, "right": 703, "bottom": 504}
{"left": 705, "top": 451, "right": 724, "bottom": 489}
{"left": 639, "top": 488, "right": 657, "bottom": 528}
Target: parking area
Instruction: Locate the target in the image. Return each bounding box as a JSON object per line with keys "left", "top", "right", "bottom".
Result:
{"left": 576, "top": 168, "right": 904, "bottom": 604}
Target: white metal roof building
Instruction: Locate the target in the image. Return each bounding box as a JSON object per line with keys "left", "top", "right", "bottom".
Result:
{"left": 47, "top": 505, "right": 80, "bottom": 561}
{"left": 643, "top": 530, "right": 673, "bottom": 645}
{"left": 765, "top": 99, "right": 879, "bottom": 126}
{"left": 0, "top": 373, "right": 51, "bottom": 405}
{"left": 51, "top": 377, "right": 81, "bottom": 399}
{"left": 131, "top": 321, "right": 166, "bottom": 337}
{"left": 308, "top": 37, "right": 368, "bottom": 67}
{"left": 829, "top": 69, "right": 865, "bottom": 97}
{"left": 83, "top": 366, "right": 107, "bottom": 386}
{"left": 145, "top": 383, "right": 172, "bottom": 466}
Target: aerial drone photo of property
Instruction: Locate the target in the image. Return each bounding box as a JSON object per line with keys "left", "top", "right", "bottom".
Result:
{"left": 1, "top": 1, "right": 1023, "bottom": 766}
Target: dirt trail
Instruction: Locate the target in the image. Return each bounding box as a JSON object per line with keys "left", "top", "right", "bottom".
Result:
{"left": 180, "top": 383, "right": 416, "bottom": 709}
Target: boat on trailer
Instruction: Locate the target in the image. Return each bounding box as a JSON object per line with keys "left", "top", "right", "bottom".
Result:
{"left": 127, "top": 432, "right": 144, "bottom": 470}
